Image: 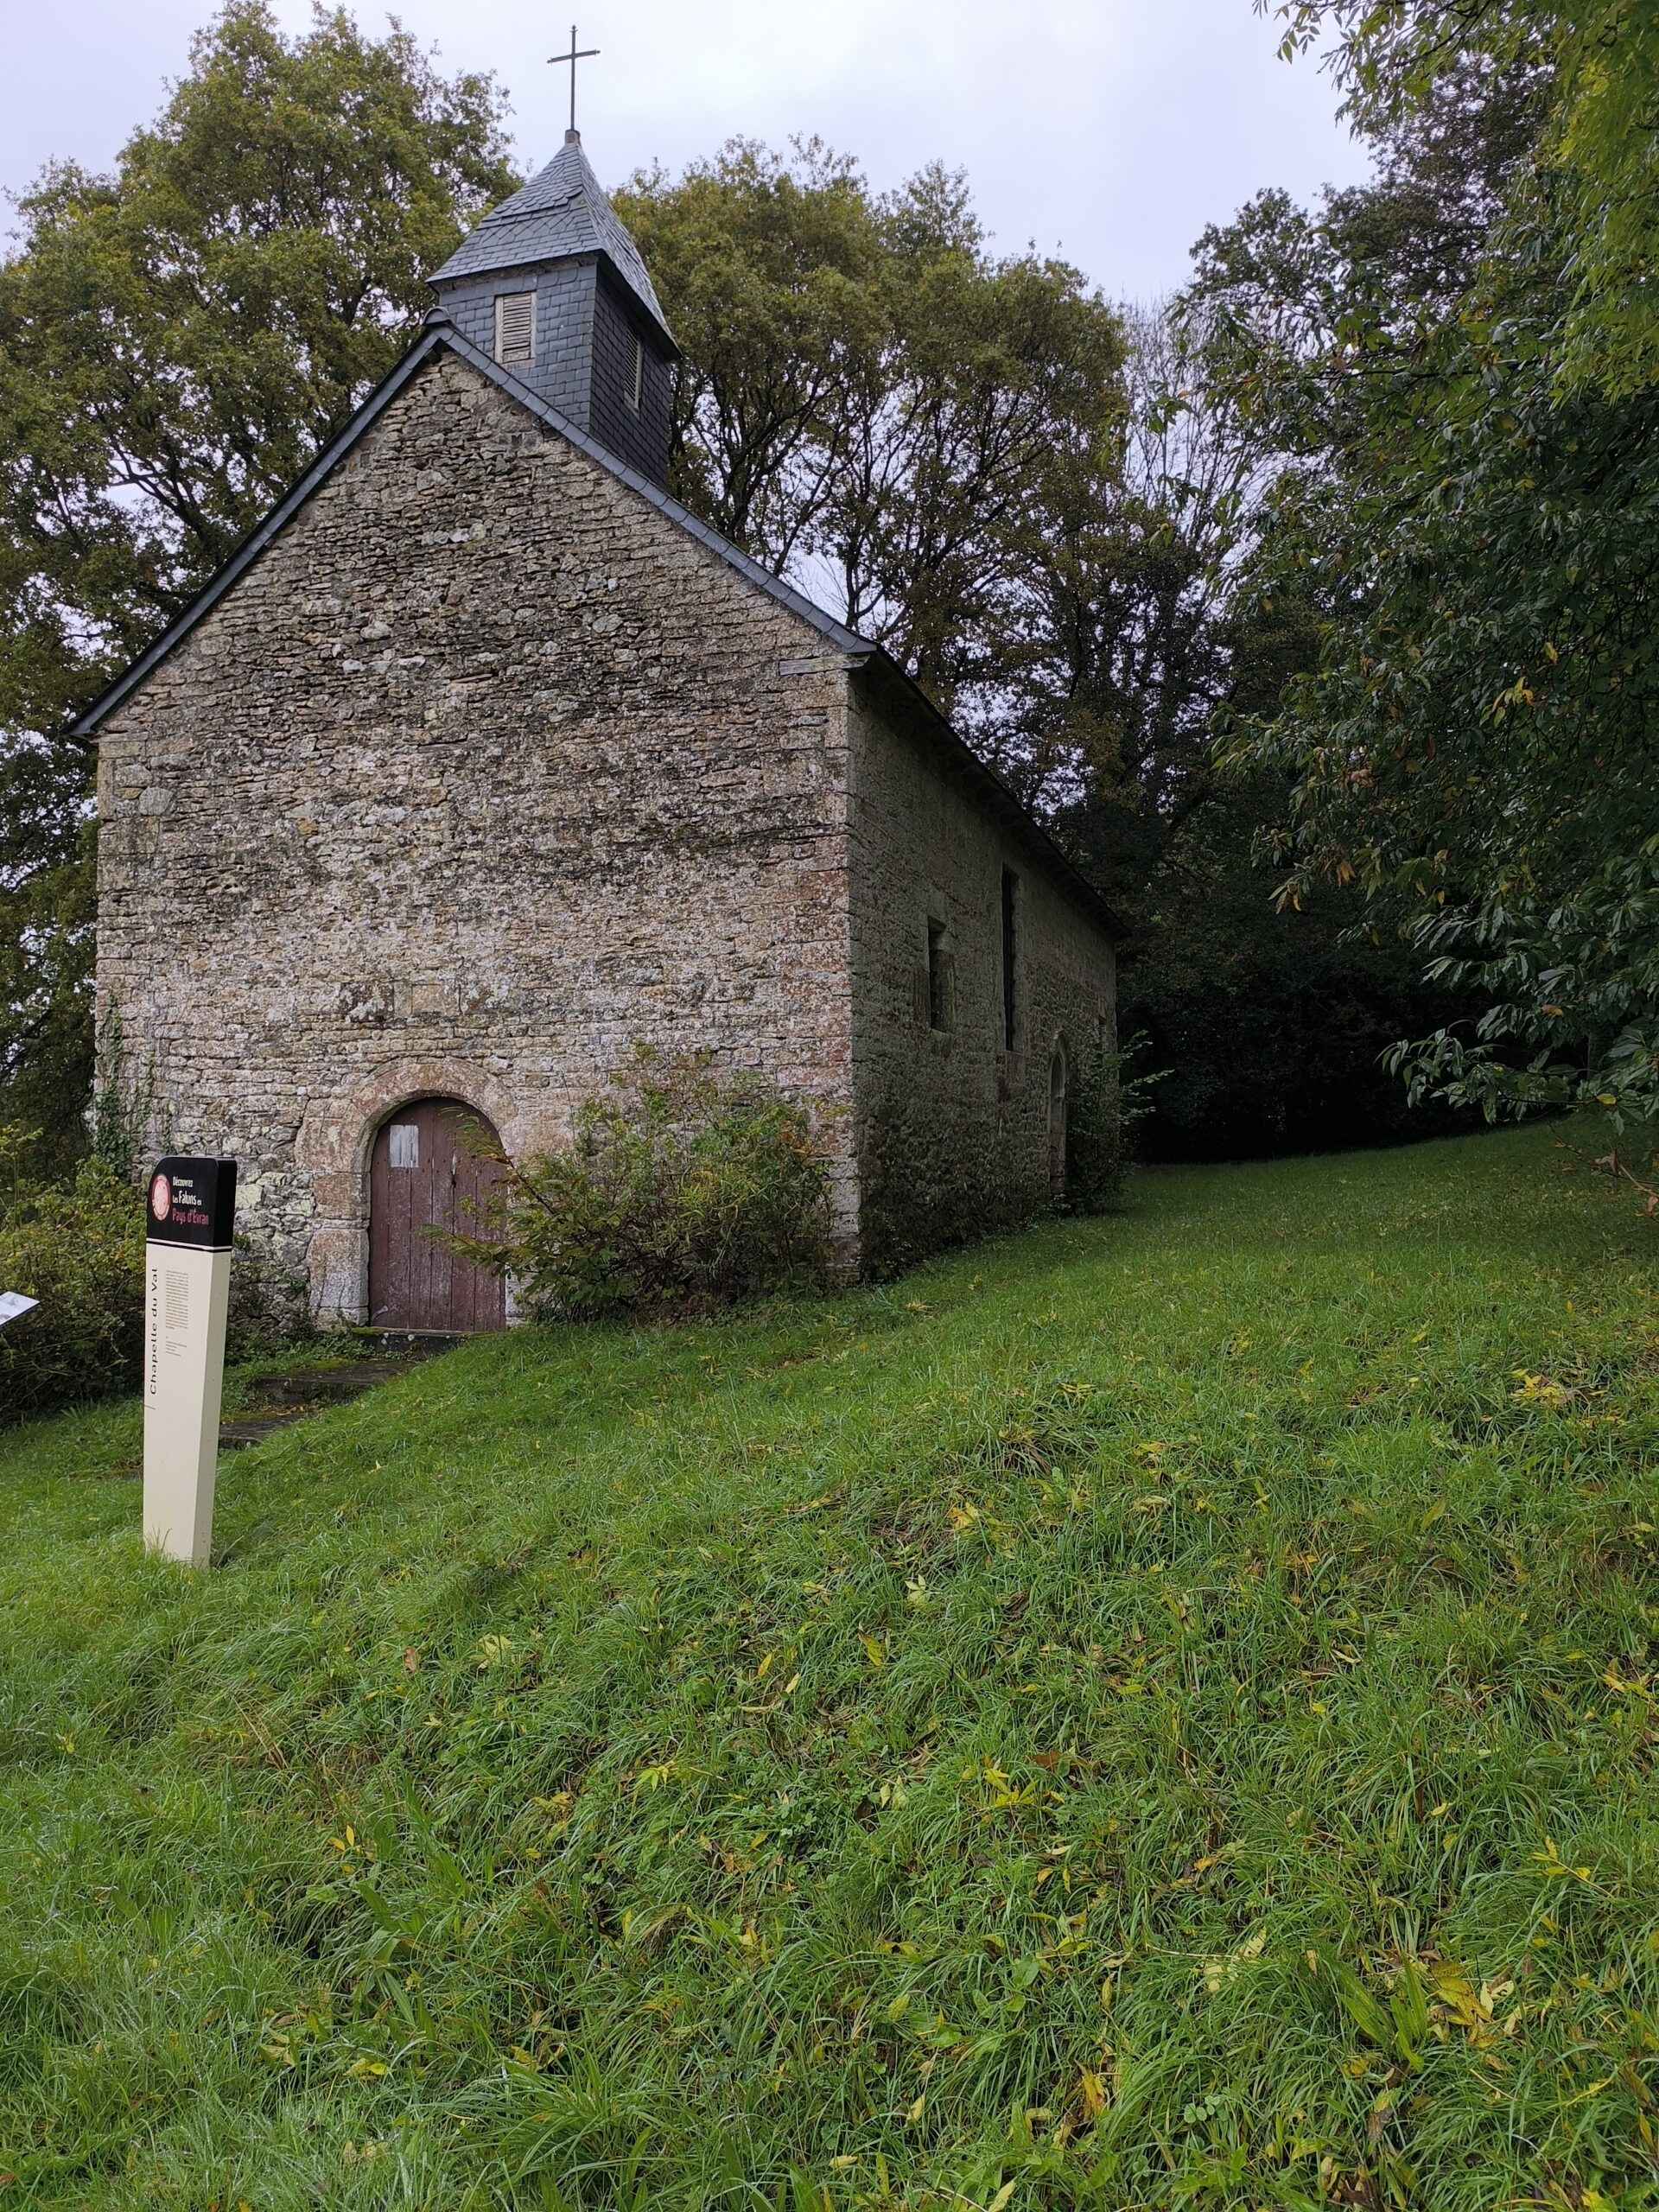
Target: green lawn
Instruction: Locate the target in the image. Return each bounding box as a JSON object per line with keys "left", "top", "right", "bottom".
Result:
{"left": 2, "top": 1122, "right": 1656, "bottom": 2209}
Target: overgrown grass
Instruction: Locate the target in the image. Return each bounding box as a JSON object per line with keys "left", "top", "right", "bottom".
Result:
{"left": 2, "top": 1122, "right": 1656, "bottom": 2209}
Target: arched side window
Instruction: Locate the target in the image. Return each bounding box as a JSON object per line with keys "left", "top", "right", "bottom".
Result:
{"left": 1047, "top": 1039, "right": 1071, "bottom": 1197}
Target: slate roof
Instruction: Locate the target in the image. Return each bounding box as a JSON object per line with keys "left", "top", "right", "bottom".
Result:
{"left": 72, "top": 318, "right": 1122, "bottom": 940}
{"left": 430, "top": 130, "right": 674, "bottom": 346}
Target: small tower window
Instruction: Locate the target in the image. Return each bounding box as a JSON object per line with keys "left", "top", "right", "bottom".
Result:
{"left": 495, "top": 290, "right": 535, "bottom": 367}
{"left": 626, "top": 331, "right": 644, "bottom": 411}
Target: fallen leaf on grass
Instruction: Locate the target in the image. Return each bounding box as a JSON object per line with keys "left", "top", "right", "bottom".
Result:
{"left": 1201, "top": 1928, "right": 1268, "bottom": 1993}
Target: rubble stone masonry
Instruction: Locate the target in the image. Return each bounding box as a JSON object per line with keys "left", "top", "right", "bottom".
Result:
{"left": 95, "top": 346, "right": 1116, "bottom": 1319}
{"left": 847, "top": 689, "right": 1116, "bottom": 1273}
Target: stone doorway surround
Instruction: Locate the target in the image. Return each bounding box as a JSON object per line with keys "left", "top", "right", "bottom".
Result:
{"left": 296, "top": 1056, "right": 562, "bottom": 1325}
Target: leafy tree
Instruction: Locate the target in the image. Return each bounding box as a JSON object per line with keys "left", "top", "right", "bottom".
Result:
{"left": 1039, "top": 302, "right": 1256, "bottom": 906}
{"left": 1220, "top": 3, "right": 1659, "bottom": 1126}
{"left": 1077, "top": 372, "right": 1485, "bottom": 1162}
{"left": 620, "top": 137, "right": 1510, "bottom": 1158}
{"left": 1270, "top": 0, "right": 1659, "bottom": 393}
{"left": 0, "top": 0, "right": 516, "bottom": 1168}
{"left": 1041, "top": 48, "right": 1558, "bottom": 1159}
{"left": 614, "top": 143, "right": 1126, "bottom": 740}
{"left": 1247, "top": 293, "right": 1659, "bottom": 1126}
{"left": 0, "top": 743, "right": 93, "bottom": 1172}
{"left": 613, "top": 141, "right": 885, "bottom": 585}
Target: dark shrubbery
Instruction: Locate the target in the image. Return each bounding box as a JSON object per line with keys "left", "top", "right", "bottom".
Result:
{"left": 455, "top": 1051, "right": 831, "bottom": 1322}
{"left": 1119, "top": 824, "right": 1489, "bottom": 1163}
{"left": 0, "top": 1146, "right": 312, "bottom": 1428}
{"left": 0, "top": 1157, "right": 147, "bottom": 1426}
{"left": 1064, "top": 1029, "right": 1158, "bottom": 1211}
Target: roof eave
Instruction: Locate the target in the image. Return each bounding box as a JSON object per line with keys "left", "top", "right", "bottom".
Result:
{"left": 849, "top": 654, "right": 1128, "bottom": 944}
{"left": 71, "top": 326, "right": 450, "bottom": 739}
{"left": 71, "top": 317, "right": 853, "bottom": 737}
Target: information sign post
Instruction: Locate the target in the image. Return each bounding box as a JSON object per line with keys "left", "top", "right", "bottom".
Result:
{"left": 143, "top": 1156, "right": 237, "bottom": 1567}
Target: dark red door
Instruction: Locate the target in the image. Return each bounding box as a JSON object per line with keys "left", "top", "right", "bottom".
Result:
{"left": 367, "top": 1097, "right": 507, "bottom": 1332}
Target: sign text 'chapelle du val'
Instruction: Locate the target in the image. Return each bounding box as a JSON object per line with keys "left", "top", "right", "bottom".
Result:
{"left": 143, "top": 1156, "right": 236, "bottom": 1567}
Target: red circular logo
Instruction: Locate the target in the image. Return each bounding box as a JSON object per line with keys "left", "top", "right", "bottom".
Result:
{"left": 149, "top": 1172, "right": 171, "bottom": 1222}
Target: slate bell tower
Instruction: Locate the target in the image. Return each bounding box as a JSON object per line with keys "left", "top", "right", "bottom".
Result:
{"left": 429, "top": 130, "right": 678, "bottom": 486}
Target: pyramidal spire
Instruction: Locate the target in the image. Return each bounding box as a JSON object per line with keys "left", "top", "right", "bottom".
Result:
{"left": 431, "top": 133, "right": 672, "bottom": 340}
{"left": 429, "top": 134, "right": 677, "bottom": 484}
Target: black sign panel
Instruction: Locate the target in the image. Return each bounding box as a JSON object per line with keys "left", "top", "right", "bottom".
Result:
{"left": 146, "top": 1156, "right": 238, "bottom": 1252}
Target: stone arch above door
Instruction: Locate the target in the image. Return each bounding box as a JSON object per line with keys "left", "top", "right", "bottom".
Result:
{"left": 296, "top": 1056, "right": 559, "bottom": 1325}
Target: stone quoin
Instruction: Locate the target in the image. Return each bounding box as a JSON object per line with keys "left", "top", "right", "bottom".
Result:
{"left": 82, "top": 130, "right": 1120, "bottom": 1329}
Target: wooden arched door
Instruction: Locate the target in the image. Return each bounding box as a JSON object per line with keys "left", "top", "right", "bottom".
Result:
{"left": 367, "top": 1097, "right": 507, "bottom": 1333}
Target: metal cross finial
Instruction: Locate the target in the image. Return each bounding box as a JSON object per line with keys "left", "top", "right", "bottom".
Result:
{"left": 548, "top": 23, "right": 599, "bottom": 136}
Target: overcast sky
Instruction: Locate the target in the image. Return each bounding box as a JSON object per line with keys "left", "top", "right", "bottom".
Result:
{"left": 1, "top": 0, "right": 1370, "bottom": 302}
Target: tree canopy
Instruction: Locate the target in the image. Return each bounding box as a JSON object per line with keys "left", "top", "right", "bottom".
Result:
{"left": 1270, "top": 0, "right": 1659, "bottom": 394}
{"left": 615, "top": 142, "right": 1127, "bottom": 756}
{"left": 1204, "top": 1, "right": 1659, "bottom": 1125}
{"left": 0, "top": 1, "right": 516, "bottom": 1166}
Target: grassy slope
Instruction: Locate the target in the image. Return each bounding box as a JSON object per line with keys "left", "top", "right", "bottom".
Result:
{"left": 1, "top": 1124, "right": 1656, "bottom": 2211}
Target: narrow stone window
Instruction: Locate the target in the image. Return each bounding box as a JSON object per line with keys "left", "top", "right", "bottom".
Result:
{"left": 495, "top": 290, "right": 535, "bottom": 367}
{"left": 1048, "top": 1041, "right": 1070, "bottom": 1195}
{"left": 1001, "top": 868, "right": 1018, "bottom": 1049}
{"left": 926, "top": 918, "right": 951, "bottom": 1032}
{"left": 626, "top": 331, "right": 644, "bottom": 411}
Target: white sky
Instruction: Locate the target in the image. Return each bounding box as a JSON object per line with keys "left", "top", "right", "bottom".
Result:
{"left": 0, "top": 0, "right": 1370, "bottom": 302}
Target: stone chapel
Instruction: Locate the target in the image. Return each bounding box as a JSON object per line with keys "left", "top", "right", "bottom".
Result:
{"left": 83, "top": 131, "right": 1120, "bottom": 1330}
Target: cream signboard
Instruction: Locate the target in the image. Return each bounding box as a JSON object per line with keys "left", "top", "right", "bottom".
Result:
{"left": 143, "top": 1156, "right": 237, "bottom": 1567}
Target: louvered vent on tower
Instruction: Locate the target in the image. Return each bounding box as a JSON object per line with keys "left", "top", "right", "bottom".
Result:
{"left": 495, "top": 292, "right": 535, "bottom": 366}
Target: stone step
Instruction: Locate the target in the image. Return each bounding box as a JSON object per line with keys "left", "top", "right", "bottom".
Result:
{"left": 219, "top": 1338, "right": 455, "bottom": 1450}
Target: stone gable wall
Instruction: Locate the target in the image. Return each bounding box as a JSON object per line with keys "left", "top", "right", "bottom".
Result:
{"left": 96, "top": 348, "right": 859, "bottom": 1318}
{"left": 845, "top": 688, "right": 1117, "bottom": 1272}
